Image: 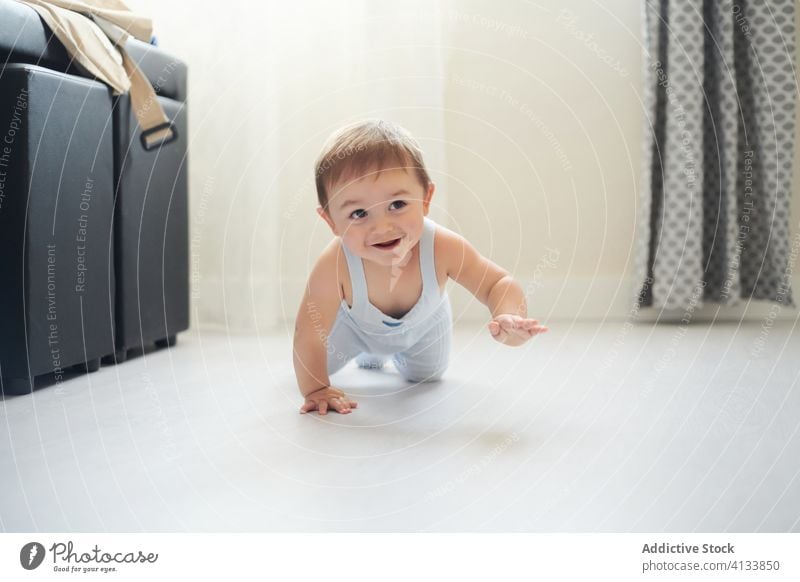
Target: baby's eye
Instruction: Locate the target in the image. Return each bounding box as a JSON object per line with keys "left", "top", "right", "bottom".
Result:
{"left": 349, "top": 208, "right": 367, "bottom": 220}
{"left": 389, "top": 200, "right": 407, "bottom": 211}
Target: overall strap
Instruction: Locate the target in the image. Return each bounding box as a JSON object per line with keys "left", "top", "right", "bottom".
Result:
{"left": 340, "top": 239, "right": 369, "bottom": 310}
{"left": 420, "top": 217, "right": 440, "bottom": 297}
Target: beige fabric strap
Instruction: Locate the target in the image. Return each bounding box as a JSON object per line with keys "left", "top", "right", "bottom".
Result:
{"left": 19, "top": 0, "right": 174, "bottom": 149}
{"left": 121, "top": 50, "right": 172, "bottom": 146}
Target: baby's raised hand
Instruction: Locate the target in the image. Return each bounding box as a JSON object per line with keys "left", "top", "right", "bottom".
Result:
{"left": 300, "top": 386, "right": 358, "bottom": 415}
{"left": 488, "top": 314, "right": 549, "bottom": 346}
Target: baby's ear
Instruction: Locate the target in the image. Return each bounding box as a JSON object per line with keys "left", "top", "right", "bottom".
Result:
{"left": 423, "top": 182, "right": 435, "bottom": 215}
{"left": 317, "top": 207, "right": 338, "bottom": 235}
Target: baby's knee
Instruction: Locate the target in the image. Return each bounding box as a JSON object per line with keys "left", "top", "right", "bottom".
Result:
{"left": 393, "top": 353, "right": 448, "bottom": 383}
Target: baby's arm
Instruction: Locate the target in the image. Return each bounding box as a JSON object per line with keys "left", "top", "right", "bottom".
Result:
{"left": 438, "top": 227, "right": 549, "bottom": 346}
{"left": 293, "top": 243, "right": 357, "bottom": 414}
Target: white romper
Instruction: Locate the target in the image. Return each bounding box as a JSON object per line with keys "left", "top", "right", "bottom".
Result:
{"left": 326, "top": 216, "right": 452, "bottom": 382}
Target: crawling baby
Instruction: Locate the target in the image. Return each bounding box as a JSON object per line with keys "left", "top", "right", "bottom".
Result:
{"left": 293, "top": 119, "right": 548, "bottom": 415}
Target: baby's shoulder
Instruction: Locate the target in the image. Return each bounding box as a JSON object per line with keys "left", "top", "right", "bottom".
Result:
{"left": 311, "top": 237, "right": 349, "bottom": 290}
{"left": 314, "top": 236, "right": 346, "bottom": 273}
{"left": 430, "top": 222, "right": 465, "bottom": 276}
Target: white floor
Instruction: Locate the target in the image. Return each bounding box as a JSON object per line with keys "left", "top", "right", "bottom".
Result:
{"left": 1, "top": 319, "right": 799, "bottom": 532}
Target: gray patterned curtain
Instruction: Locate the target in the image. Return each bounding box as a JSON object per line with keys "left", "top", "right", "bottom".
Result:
{"left": 634, "top": 0, "right": 797, "bottom": 310}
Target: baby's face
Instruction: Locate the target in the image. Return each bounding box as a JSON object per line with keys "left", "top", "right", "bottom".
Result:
{"left": 318, "top": 167, "right": 434, "bottom": 267}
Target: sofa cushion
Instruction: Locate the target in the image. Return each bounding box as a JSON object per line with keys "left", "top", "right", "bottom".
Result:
{"left": 0, "top": 0, "right": 186, "bottom": 101}
{"left": 0, "top": 0, "right": 70, "bottom": 69}
{"left": 0, "top": 64, "right": 116, "bottom": 379}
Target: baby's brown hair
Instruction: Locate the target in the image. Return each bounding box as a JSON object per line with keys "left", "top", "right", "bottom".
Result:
{"left": 314, "top": 119, "right": 431, "bottom": 212}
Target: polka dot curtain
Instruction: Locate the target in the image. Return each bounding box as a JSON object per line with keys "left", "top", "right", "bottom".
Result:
{"left": 634, "top": 0, "right": 797, "bottom": 311}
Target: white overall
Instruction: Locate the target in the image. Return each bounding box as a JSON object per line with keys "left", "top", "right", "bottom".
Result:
{"left": 326, "top": 216, "right": 452, "bottom": 382}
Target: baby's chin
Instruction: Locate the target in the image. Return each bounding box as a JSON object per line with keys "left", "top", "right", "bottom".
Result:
{"left": 362, "top": 239, "right": 414, "bottom": 267}
{"left": 364, "top": 250, "right": 411, "bottom": 268}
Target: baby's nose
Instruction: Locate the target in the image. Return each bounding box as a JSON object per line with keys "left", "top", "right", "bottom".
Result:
{"left": 373, "top": 216, "right": 396, "bottom": 233}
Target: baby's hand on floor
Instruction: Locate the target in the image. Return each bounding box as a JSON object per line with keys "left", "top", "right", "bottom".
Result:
{"left": 488, "top": 314, "right": 549, "bottom": 346}
{"left": 300, "top": 386, "right": 358, "bottom": 415}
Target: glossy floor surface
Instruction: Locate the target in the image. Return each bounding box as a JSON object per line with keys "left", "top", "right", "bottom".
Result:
{"left": 2, "top": 320, "right": 798, "bottom": 532}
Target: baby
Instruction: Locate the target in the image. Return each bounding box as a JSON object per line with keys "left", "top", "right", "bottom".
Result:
{"left": 294, "top": 120, "right": 549, "bottom": 415}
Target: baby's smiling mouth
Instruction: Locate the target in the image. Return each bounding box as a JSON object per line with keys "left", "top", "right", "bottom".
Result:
{"left": 372, "top": 237, "right": 402, "bottom": 250}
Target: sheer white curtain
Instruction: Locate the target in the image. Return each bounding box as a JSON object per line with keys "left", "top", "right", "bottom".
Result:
{"left": 127, "top": 0, "right": 447, "bottom": 332}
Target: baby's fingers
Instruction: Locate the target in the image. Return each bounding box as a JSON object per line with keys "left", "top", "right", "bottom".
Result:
{"left": 299, "top": 400, "right": 317, "bottom": 414}
{"left": 524, "top": 325, "right": 549, "bottom": 338}
{"left": 500, "top": 317, "right": 517, "bottom": 330}
{"left": 520, "top": 319, "right": 548, "bottom": 331}
{"left": 331, "top": 396, "right": 352, "bottom": 414}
